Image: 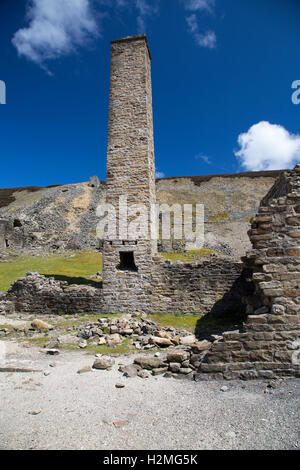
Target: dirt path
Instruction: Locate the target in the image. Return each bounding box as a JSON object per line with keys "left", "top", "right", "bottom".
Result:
{"left": 0, "top": 340, "right": 299, "bottom": 450}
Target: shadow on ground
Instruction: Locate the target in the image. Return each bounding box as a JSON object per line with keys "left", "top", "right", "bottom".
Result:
{"left": 43, "top": 274, "right": 102, "bottom": 288}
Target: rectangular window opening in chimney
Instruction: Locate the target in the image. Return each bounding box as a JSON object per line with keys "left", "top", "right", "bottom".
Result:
{"left": 118, "top": 251, "right": 138, "bottom": 272}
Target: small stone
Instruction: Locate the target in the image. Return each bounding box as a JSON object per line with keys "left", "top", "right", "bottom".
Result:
{"left": 134, "top": 357, "right": 165, "bottom": 370}
{"left": 167, "top": 351, "right": 189, "bottom": 363}
{"left": 122, "top": 364, "right": 140, "bottom": 378}
{"left": 137, "top": 369, "right": 150, "bottom": 379}
{"left": 28, "top": 410, "right": 42, "bottom": 415}
{"left": 151, "top": 336, "right": 172, "bottom": 347}
{"left": 169, "top": 362, "right": 181, "bottom": 373}
{"left": 77, "top": 366, "right": 91, "bottom": 374}
{"left": 152, "top": 367, "right": 168, "bottom": 376}
{"left": 45, "top": 349, "right": 59, "bottom": 356}
{"left": 221, "top": 386, "right": 229, "bottom": 392}
{"left": 154, "top": 330, "right": 170, "bottom": 339}
{"left": 79, "top": 340, "right": 87, "bottom": 349}
{"left": 44, "top": 339, "right": 60, "bottom": 349}
{"left": 113, "top": 420, "right": 128, "bottom": 428}
{"left": 194, "top": 340, "right": 211, "bottom": 351}
{"left": 115, "top": 383, "right": 125, "bottom": 388}
{"left": 98, "top": 337, "right": 106, "bottom": 345}
{"left": 109, "top": 333, "right": 122, "bottom": 344}
{"left": 267, "top": 380, "right": 278, "bottom": 389}
{"left": 180, "top": 335, "right": 196, "bottom": 345}
{"left": 31, "top": 319, "right": 54, "bottom": 331}
{"left": 179, "top": 368, "right": 193, "bottom": 375}
{"left": 92, "top": 357, "right": 115, "bottom": 370}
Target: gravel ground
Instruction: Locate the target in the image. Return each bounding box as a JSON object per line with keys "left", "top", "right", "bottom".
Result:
{"left": 0, "top": 341, "right": 299, "bottom": 450}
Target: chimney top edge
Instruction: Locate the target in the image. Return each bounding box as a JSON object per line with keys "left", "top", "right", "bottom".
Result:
{"left": 110, "top": 34, "right": 152, "bottom": 60}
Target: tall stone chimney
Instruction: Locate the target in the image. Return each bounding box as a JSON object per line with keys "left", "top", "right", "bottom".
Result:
{"left": 102, "top": 34, "right": 156, "bottom": 314}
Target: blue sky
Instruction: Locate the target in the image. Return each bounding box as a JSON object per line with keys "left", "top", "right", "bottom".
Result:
{"left": 0, "top": 0, "right": 300, "bottom": 188}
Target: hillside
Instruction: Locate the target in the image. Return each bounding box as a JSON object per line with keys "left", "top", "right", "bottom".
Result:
{"left": 0, "top": 170, "right": 282, "bottom": 257}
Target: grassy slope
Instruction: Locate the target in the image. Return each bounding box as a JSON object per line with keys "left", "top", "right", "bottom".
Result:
{"left": 0, "top": 251, "right": 102, "bottom": 291}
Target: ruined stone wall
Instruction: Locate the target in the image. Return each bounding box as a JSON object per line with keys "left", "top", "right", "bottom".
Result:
{"left": 151, "top": 256, "right": 252, "bottom": 316}
{"left": 102, "top": 35, "right": 156, "bottom": 314}
{"left": 1, "top": 273, "right": 102, "bottom": 315}
{"left": 198, "top": 166, "right": 300, "bottom": 380}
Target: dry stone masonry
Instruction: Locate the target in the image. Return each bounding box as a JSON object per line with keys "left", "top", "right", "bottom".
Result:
{"left": 198, "top": 166, "right": 300, "bottom": 380}
{"left": 151, "top": 256, "right": 253, "bottom": 316}
{"left": 102, "top": 35, "right": 157, "bottom": 314}
{"left": 0, "top": 272, "right": 102, "bottom": 315}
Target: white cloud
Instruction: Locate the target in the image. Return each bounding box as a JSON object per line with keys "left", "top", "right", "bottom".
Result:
{"left": 235, "top": 121, "right": 300, "bottom": 171}
{"left": 184, "top": 0, "right": 215, "bottom": 13}
{"left": 195, "top": 153, "right": 211, "bottom": 164}
{"left": 155, "top": 170, "right": 165, "bottom": 178}
{"left": 135, "top": 0, "right": 159, "bottom": 33}
{"left": 186, "top": 14, "right": 216, "bottom": 48}
{"left": 12, "top": 0, "right": 99, "bottom": 67}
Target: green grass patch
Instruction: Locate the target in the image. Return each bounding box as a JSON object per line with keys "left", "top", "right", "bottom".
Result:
{"left": 85, "top": 337, "right": 134, "bottom": 355}
{"left": 0, "top": 251, "right": 102, "bottom": 291}
{"left": 150, "top": 313, "right": 199, "bottom": 332}
{"left": 23, "top": 337, "right": 50, "bottom": 348}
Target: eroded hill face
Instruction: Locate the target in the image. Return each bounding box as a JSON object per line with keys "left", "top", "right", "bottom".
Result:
{"left": 0, "top": 171, "right": 281, "bottom": 257}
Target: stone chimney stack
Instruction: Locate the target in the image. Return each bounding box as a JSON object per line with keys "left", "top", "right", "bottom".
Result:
{"left": 102, "top": 35, "right": 156, "bottom": 314}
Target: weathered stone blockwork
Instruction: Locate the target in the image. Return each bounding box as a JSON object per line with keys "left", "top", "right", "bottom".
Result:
{"left": 0, "top": 219, "right": 25, "bottom": 249}
{"left": 2, "top": 273, "right": 102, "bottom": 315}
{"left": 199, "top": 166, "right": 300, "bottom": 379}
{"left": 102, "top": 35, "right": 156, "bottom": 314}
{"left": 151, "top": 256, "right": 252, "bottom": 316}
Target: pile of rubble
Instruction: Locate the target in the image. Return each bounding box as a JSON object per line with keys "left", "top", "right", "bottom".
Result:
{"left": 92, "top": 345, "right": 213, "bottom": 381}
{"left": 77, "top": 313, "right": 208, "bottom": 351}
{"left": 76, "top": 313, "right": 217, "bottom": 380}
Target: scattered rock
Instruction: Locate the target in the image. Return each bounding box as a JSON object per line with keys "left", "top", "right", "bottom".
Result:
{"left": 31, "top": 319, "right": 54, "bottom": 331}
{"left": 45, "top": 349, "right": 60, "bottom": 356}
{"left": 92, "top": 357, "right": 115, "bottom": 370}
{"left": 113, "top": 420, "right": 128, "bottom": 428}
{"left": 121, "top": 364, "right": 140, "bottom": 378}
{"left": 180, "top": 335, "right": 196, "bottom": 345}
{"left": 77, "top": 366, "right": 91, "bottom": 374}
{"left": 152, "top": 367, "right": 168, "bottom": 376}
{"left": 115, "top": 383, "right": 125, "bottom": 388}
{"left": 134, "top": 356, "right": 165, "bottom": 370}
{"left": 167, "top": 350, "right": 189, "bottom": 363}
{"left": 44, "top": 339, "right": 60, "bottom": 349}
{"left": 28, "top": 410, "right": 42, "bottom": 415}
{"left": 221, "top": 386, "right": 229, "bottom": 392}
{"left": 151, "top": 336, "right": 173, "bottom": 347}
{"left": 194, "top": 340, "right": 211, "bottom": 351}
{"left": 137, "top": 370, "right": 150, "bottom": 379}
